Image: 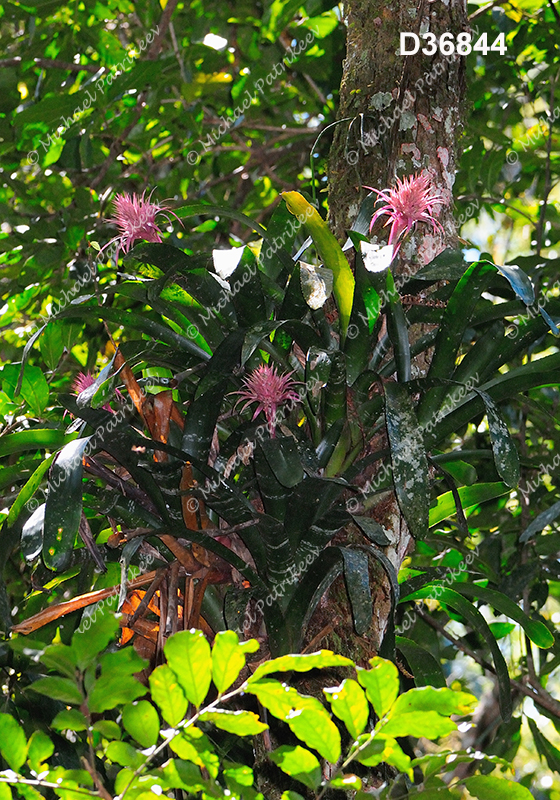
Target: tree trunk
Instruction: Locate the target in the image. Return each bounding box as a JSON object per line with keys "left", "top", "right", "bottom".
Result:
{"left": 325, "top": 0, "right": 468, "bottom": 652}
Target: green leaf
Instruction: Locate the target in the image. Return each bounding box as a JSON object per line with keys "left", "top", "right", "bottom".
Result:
{"left": 27, "top": 730, "right": 54, "bottom": 772}
{"left": 105, "top": 741, "right": 146, "bottom": 769}
{"left": 520, "top": 498, "right": 560, "bottom": 543}
{"left": 199, "top": 710, "right": 268, "bottom": 735}
{"left": 528, "top": 718, "right": 560, "bottom": 773}
{"left": 30, "top": 676, "right": 83, "bottom": 705}
{"left": 329, "top": 775, "right": 362, "bottom": 791}
{"left": 399, "top": 586, "right": 512, "bottom": 720}
{"left": 456, "top": 584, "right": 554, "bottom": 648}
{"left": 6, "top": 454, "right": 54, "bottom": 526}
{"left": 247, "top": 679, "right": 341, "bottom": 761}
{"left": 212, "top": 630, "right": 257, "bottom": 693}
{"left": 92, "top": 720, "right": 121, "bottom": 740}
{"left": 356, "top": 657, "right": 399, "bottom": 718}
{"left": 323, "top": 678, "right": 369, "bottom": 739}
{"left": 2, "top": 364, "right": 49, "bottom": 416}
{"left": 395, "top": 637, "right": 446, "bottom": 688}
{"left": 164, "top": 630, "right": 212, "bottom": 708}
{"left": 389, "top": 686, "right": 476, "bottom": 717}
{"left": 71, "top": 610, "right": 120, "bottom": 669}
{"left": 0, "top": 784, "right": 11, "bottom": 800}
{"left": 149, "top": 664, "right": 188, "bottom": 727}
{"left": 122, "top": 701, "right": 160, "bottom": 748}
{"left": 0, "top": 429, "right": 72, "bottom": 458}
{"left": 381, "top": 711, "right": 456, "bottom": 739}
{"left": 169, "top": 727, "right": 219, "bottom": 778}
{"left": 282, "top": 192, "right": 355, "bottom": 341}
{"left": 40, "top": 321, "right": 65, "bottom": 370}
{"left": 429, "top": 482, "right": 510, "bottom": 527}
{"left": 463, "top": 775, "right": 534, "bottom": 800}
{"left": 384, "top": 382, "right": 429, "bottom": 539}
{"left": 43, "top": 437, "right": 91, "bottom": 571}
{"left": 488, "top": 622, "right": 516, "bottom": 639}
{"left": 249, "top": 650, "right": 353, "bottom": 682}
{"left": 384, "top": 268, "right": 411, "bottom": 382}
{"left": 88, "top": 649, "right": 148, "bottom": 713}
{"left": 354, "top": 735, "right": 412, "bottom": 775}
{"left": 260, "top": 437, "right": 304, "bottom": 488}
{"left": 269, "top": 746, "right": 321, "bottom": 790}
{"left": 0, "top": 714, "right": 27, "bottom": 771}
{"left": 51, "top": 709, "right": 88, "bottom": 732}
{"left": 341, "top": 549, "right": 372, "bottom": 635}
{"left": 473, "top": 389, "right": 520, "bottom": 487}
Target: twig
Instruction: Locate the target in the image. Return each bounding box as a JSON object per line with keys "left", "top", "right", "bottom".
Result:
{"left": 0, "top": 57, "right": 100, "bottom": 73}
{"left": 416, "top": 607, "right": 560, "bottom": 717}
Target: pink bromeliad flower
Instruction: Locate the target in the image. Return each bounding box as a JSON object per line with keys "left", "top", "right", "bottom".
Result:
{"left": 366, "top": 173, "right": 444, "bottom": 258}
{"left": 72, "top": 371, "right": 117, "bottom": 413}
{"left": 102, "top": 190, "right": 182, "bottom": 262}
{"left": 232, "top": 364, "right": 301, "bottom": 437}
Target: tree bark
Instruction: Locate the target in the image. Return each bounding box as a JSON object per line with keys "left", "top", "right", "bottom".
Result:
{"left": 325, "top": 0, "right": 468, "bottom": 653}
{"left": 328, "top": 0, "right": 467, "bottom": 255}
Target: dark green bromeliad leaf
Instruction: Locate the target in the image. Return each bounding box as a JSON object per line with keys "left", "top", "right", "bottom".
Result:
{"left": 43, "top": 437, "right": 91, "bottom": 571}
{"left": 473, "top": 389, "right": 519, "bottom": 487}
{"left": 520, "top": 499, "right": 560, "bottom": 543}
{"left": 384, "top": 382, "right": 429, "bottom": 539}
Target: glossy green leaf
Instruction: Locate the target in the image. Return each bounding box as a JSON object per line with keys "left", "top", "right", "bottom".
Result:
{"left": 164, "top": 629, "right": 212, "bottom": 708}
{"left": 269, "top": 746, "right": 321, "bottom": 790}
{"left": 384, "top": 269, "right": 411, "bottom": 382}
{"left": 399, "top": 586, "right": 512, "bottom": 720}
{"left": 27, "top": 730, "right": 54, "bottom": 773}
{"left": 341, "top": 548, "right": 372, "bottom": 635}
{"left": 93, "top": 720, "right": 122, "bottom": 740}
{"left": 43, "top": 437, "right": 91, "bottom": 571}
{"left": 489, "top": 622, "right": 516, "bottom": 639}
{"left": 88, "top": 649, "right": 148, "bottom": 712}
{"left": 384, "top": 382, "right": 429, "bottom": 539}
{"left": 2, "top": 363, "right": 49, "bottom": 416}
{"left": 329, "top": 775, "right": 362, "bottom": 791}
{"left": 520, "top": 499, "right": 560, "bottom": 543}
{"left": 0, "top": 429, "right": 72, "bottom": 458}
{"left": 381, "top": 710, "right": 456, "bottom": 739}
{"left": 249, "top": 650, "right": 353, "bottom": 682}
{"left": 149, "top": 664, "right": 188, "bottom": 727}
{"left": 354, "top": 735, "right": 412, "bottom": 775}
{"left": 105, "top": 741, "right": 146, "bottom": 770}
{"left": 474, "top": 389, "right": 520, "bottom": 487}
{"left": 71, "top": 610, "right": 120, "bottom": 670}
{"left": 282, "top": 192, "right": 355, "bottom": 341}
{"left": 211, "top": 630, "right": 258, "bottom": 694}
{"left": 429, "top": 482, "right": 510, "bottom": 527}
{"left": 395, "top": 637, "right": 446, "bottom": 688}
{"left": 30, "top": 676, "right": 83, "bottom": 705}
{"left": 389, "top": 685, "right": 476, "bottom": 717}
{"left": 260, "top": 436, "right": 304, "bottom": 488}
{"left": 0, "top": 714, "right": 28, "bottom": 772}
{"left": 50, "top": 709, "right": 88, "bottom": 732}
{"left": 170, "top": 727, "right": 219, "bottom": 778}
{"left": 199, "top": 710, "right": 268, "bottom": 735}
{"left": 464, "top": 775, "right": 533, "bottom": 800}
{"left": 122, "top": 701, "right": 160, "bottom": 748}
{"left": 456, "top": 584, "right": 554, "bottom": 648}
{"left": 323, "top": 678, "right": 369, "bottom": 739}
{"left": 6, "top": 454, "right": 54, "bottom": 526}
{"left": 356, "top": 657, "right": 399, "bottom": 718}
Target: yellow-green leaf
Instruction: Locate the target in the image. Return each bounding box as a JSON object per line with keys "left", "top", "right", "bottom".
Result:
{"left": 282, "top": 192, "right": 355, "bottom": 340}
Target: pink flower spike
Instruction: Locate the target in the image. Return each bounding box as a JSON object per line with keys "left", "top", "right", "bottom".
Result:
{"left": 232, "top": 364, "right": 301, "bottom": 437}
{"left": 102, "top": 190, "right": 182, "bottom": 263}
{"left": 72, "top": 371, "right": 118, "bottom": 413}
{"left": 366, "top": 173, "right": 444, "bottom": 257}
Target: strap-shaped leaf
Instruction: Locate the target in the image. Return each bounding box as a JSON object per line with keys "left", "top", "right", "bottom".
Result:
{"left": 7, "top": 454, "right": 54, "bottom": 526}
{"left": 43, "top": 437, "right": 91, "bottom": 571}
{"left": 429, "top": 482, "right": 510, "bottom": 527}
{"left": 528, "top": 718, "right": 560, "bottom": 773}
{"left": 399, "top": 586, "right": 512, "bottom": 720}
{"left": 282, "top": 191, "right": 355, "bottom": 341}
{"left": 324, "top": 351, "right": 347, "bottom": 428}
{"left": 341, "top": 548, "right": 372, "bottom": 635}
{"left": 473, "top": 389, "right": 519, "bottom": 487}
{"left": 384, "top": 382, "right": 429, "bottom": 539}
{"left": 520, "top": 499, "right": 560, "bottom": 543}
{"left": 395, "top": 636, "right": 446, "bottom": 688}
{"left": 384, "top": 269, "right": 411, "bottom": 383}
{"left": 455, "top": 584, "right": 554, "bottom": 649}
{"left": 419, "top": 259, "right": 495, "bottom": 424}
{"left": 260, "top": 437, "right": 304, "bottom": 489}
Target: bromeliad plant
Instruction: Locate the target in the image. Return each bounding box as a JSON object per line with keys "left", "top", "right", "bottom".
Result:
{"left": 1, "top": 610, "right": 534, "bottom": 800}
{"left": 1, "top": 177, "right": 559, "bottom": 757}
